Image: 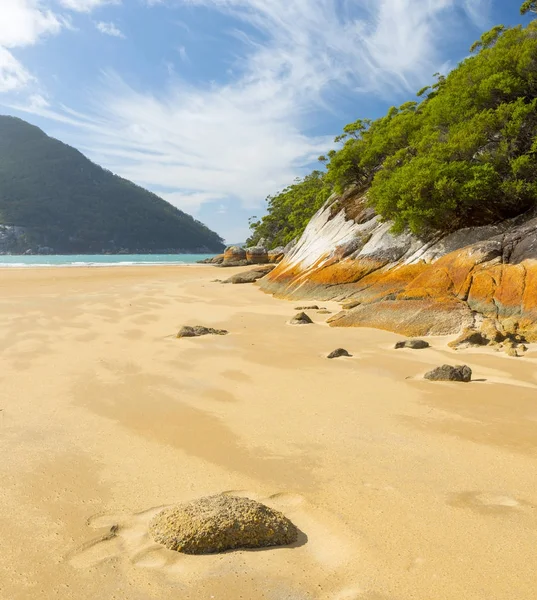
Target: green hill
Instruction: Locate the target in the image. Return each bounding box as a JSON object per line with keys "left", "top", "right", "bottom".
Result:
{"left": 0, "top": 116, "right": 224, "bottom": 254}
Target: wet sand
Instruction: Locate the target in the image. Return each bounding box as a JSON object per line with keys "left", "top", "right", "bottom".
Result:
{"left": 0, "top": 265, "right": 536, "bottom": 600}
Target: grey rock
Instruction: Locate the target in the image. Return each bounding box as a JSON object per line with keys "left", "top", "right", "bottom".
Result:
{"left": 424, "top": 364, "right": 472, "bottom": 383}
{"left": 177, "top": 326, "right": 228, "bottom": 338}
{"left": 290, "top": 312, "right": 313, "bottom": 325}
{"left": 327, "top": 348, "right": 352, "bottom": 359}
{"left": 395, "top": 339, "right": 430, "bottom": 350}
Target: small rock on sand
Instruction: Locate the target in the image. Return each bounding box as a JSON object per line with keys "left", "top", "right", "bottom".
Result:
{"left": 149, "top": 494, "right": 298, "bottom": 554}
{"left": 177, "top": 326, "right": 228, "bottom": 338}
{"left": 395, "top": 339, "right": 430, "bottom": 350}
{"left": 290, "top": 312, "right": 313, "bottom": 325}
{"left": 424, "top": 364, "right": 472, "bottom": 382}
{"left": 294, "top": 305, "right": 319, "bottom": 310}
{"left": 327, "top": 348, "right": 352, "bottom": 359}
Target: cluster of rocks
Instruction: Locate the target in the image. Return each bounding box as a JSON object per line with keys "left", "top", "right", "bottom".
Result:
{"left": 149, "top": 494, "right": 298, "bottom": 554}
{"left": 448, "top": 319, "right": 528, "bottom": 357}
{"left": 199, "top": 244, "right": 286, "bottom": 268}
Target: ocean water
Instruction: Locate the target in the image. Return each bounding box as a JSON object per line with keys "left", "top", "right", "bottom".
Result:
{"left": 0, "top": 254, "right": 215, "bottom": 268}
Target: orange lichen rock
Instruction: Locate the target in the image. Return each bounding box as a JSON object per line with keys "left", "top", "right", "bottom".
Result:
{"left": 259, "top": 189, "right": 537, "bottom": 340}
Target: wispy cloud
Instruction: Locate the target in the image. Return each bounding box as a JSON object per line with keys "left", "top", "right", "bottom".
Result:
{"left": 58, "top": 0, "right": 120, "bottom": 12}
{"left": 96, "top": 21, "right": 125, "bottom": 38}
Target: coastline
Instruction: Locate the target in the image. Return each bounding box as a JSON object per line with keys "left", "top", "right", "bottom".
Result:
{"left": 1, "top": 265, "right": 536, "bottom": 600}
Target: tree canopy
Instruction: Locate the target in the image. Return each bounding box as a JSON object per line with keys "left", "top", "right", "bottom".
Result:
{"left": 249, "top": 18, "right": 537, "bottom": 245}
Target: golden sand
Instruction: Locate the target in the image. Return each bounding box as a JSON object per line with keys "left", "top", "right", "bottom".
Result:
{"left": 1, "top": 265, "right": 536, "bottom": 599}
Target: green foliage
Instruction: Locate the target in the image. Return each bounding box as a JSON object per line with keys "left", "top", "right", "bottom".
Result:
{"left": 0, "top": 117, "right": 224, "bottom": 253}
{"left": 246, "top": 171, "right": 330, "bottom": 248}
{"left": 521, "top": 1, "right": 537, "bottom": 15}
{"left": 470, "top": 25, "right": 505, "bottom": 53}
{"left": 325, "top": 21, "right": 537, "bottom": 235}
{"left": 250, "top": 19, "right": 537, "bottom": 243}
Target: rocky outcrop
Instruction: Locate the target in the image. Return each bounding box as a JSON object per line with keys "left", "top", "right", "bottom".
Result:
{"left": 149, "top": 494, "right": 298, "bottom": 554}
{"left": 259, "top": 188, "right": 537, "bottom": 341}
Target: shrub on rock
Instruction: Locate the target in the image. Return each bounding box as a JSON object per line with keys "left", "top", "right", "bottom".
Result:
{"left": 149, "top": 494, "right": 298, "bottom": 554}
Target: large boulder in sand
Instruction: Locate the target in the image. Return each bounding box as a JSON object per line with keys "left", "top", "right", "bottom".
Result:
{"left": 224, "top": 265, "right": 275, "bottom": 284}
{"left": 424, "top": 364, "right": 472, "bottom": 382}
{"left": 177, "top": 326, "right": 228, "bottom": 338}
{"left": 149, "top": 494, "right": 298, "bottom": 554}
{"left": 223, "top": 246, "right": 247, "bottom": 267}
{"left": 246, "top": 246, "right": 269, "bottom": 264}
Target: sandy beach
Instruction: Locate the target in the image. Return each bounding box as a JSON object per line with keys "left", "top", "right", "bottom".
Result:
{"left": 1, "top": 265, "right": 536, "bottom": 600}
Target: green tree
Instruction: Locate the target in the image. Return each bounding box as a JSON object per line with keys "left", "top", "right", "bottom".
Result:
{"left": 521, "top": 1, "right": 537, "bottom": 15}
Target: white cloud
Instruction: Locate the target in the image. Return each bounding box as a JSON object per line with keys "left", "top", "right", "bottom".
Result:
{"left": 0, "top": 47, "right": 33, "bottom": 92}
{"left": 0, "top": 0, "right": 63, "bottom": 48}
{"left": 58, "top": 0, "right": 120, "bottom": 12}
{"left": 96, "top": 21, "right": 125, "bottom": 38}
{"left": 0, "top": 0, "right": 66, "bottom": 93}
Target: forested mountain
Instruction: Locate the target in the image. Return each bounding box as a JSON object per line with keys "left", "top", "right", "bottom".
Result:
{"left": 248, "top": 9, "right": 537, "bottom": 248}
{"left": 0, "top": 116, "right": 224, "bottom": 254}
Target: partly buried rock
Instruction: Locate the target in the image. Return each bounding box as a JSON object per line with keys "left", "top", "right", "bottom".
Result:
{"left": 222, "top": 246, "right": 248, "bottom": 267}
{"left": 149, "top": 494, "right": 298, "bottom": 554}
{"left": 395, "top": 339, "right": 430, "bottom": 350}
{"left": 424, "top": 364, "right": 472, "bottom": 382}
{"left": 177, "top": 326, "right": 228, "bottom": 338}
{"left": 223, "top": 265, "right": 275, "bottom": 284}
{"left": 290, "top": 312, "right": 313, "bottom": 325}
{"left": 327, "top": 348, "right": 352, "bottom": 359}
{"left": 295, "top": 305, "right": 319, "bottom": 310}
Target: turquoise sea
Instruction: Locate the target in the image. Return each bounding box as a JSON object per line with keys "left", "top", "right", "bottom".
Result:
{"left": 0, "top": 254, "right": 215, "bottom": 268}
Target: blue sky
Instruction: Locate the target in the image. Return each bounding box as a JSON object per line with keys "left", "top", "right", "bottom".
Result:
{"left": 0, "top": 0, "right": 530, "bottom": 243}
